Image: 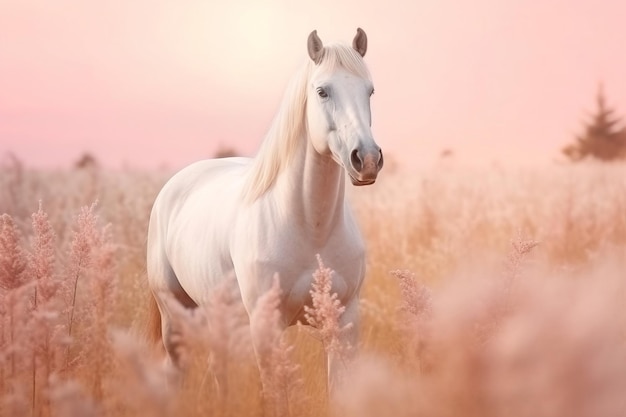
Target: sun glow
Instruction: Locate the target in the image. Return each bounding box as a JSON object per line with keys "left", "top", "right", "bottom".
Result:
{"left": 197, "top": 3, "right": 299, "bottom": 93}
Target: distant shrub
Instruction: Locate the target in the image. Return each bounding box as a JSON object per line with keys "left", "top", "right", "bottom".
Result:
{"left": 213, "top": 146, "right": 240, "bottom": 159}
{"left": 563, "top": 84, "right": 626, "bottom": 162}
{"left": 74, "top": 153, "right": 100, "bottom": 170}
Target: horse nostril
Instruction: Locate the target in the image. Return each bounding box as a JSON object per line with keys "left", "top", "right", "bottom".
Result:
{"left": 351, "top": 149, "right": 362, "bottom": 172}
{"left": 378, "top": 149, "right": 384, "bottom": 170}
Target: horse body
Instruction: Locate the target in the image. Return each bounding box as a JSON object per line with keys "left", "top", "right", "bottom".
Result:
{"left": 148, "top": 150, "right": 365, "bottom": 320}
{"left": 147, "top": 28, "right": 382, "bottom": 390}
{"left": 147, "top": 158, "right": 246, "bottom": 306}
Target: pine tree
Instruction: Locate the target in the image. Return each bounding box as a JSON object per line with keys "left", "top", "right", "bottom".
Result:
{"left": 563, "top": 84, "right": 626, "bottom": 161}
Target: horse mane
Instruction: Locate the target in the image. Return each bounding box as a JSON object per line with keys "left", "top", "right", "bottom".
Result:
{"left": 241, "top": 42, "right": 372, "bottom": 203}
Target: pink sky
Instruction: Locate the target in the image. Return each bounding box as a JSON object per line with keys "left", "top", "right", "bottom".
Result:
{"left": 1, "top": 0, "right": 625, "bottom": 170}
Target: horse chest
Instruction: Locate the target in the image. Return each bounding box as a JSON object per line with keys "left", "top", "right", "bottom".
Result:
{"left": 239, "top": 236, "right": 364, "bottom": 318}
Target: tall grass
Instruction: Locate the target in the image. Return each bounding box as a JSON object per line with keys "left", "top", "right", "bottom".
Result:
{"left": 1, "top": 161, "right": 625, "bottom": 416}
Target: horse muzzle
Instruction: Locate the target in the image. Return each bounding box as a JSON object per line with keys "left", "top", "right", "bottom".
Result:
{"left": 348, "top": 147, "right": 383, "bottom": 185}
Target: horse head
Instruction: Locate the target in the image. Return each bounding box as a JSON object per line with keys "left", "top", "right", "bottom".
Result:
{"left": 305, "top": 28, "right": 384, "bottom": 185}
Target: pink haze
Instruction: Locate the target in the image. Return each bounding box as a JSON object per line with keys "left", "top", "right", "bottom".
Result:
{"left": 1, "top": 0, "right": 625, "bottom": 170}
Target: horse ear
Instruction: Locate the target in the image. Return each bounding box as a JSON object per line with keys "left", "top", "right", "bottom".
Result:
{"left": 352, "top": 27, "right": 367, "bottom": 57}
{"left": 307, "top": 30, "right": 324, "bottom": 64}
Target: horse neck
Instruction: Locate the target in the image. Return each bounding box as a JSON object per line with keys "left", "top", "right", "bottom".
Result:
{"left": 278, "top": 134, "right": 345, "bottom": 244}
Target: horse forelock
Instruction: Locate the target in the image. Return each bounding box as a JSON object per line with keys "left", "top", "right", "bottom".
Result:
{"left": 314, "top": 42, "right": 371, "bottom": 81}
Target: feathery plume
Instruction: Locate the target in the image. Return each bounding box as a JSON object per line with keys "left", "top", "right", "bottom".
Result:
{"left": 65, "top": 203, "right": 100, "bottom": 340}
{"left": 30, "top": 202, "right": 58, "bottom": 307}
{"left": 84, "top": 223, "right": 117, "bottom": 400}
{"left": 505, "top": 230, "right": 539, "bottom": 282}
{"left": 391, "top": 269, "right": 432, "bottom": 322}
{"left": 391, "top": 269, "right": 433, "bottom": 370}
{"left": 0, "top": 214, "right": 28, "bottom": 290}
{"left": 0, "top": 214, "right": 30, "bottom": 388}
{"left": 304, "top": 255, "right": 352, "bottom": 357}
{"left": 28, "top": 202, "right": 64, "bottom": 416}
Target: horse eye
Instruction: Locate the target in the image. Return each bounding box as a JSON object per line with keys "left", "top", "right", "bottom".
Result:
{"left": 316, "top": 87, "right": 328, "bottom": 98}
{"left": 370, "top": 88, "right": 375, "bottom": 97}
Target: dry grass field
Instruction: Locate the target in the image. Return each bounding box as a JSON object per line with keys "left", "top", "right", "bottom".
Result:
{"left": 1, "top": 159, "right": 626, "bottom": 417}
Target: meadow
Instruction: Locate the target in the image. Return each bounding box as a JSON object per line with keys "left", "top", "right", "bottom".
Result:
{"left": 1, "top": 157, "right": 626, "bottom": 417}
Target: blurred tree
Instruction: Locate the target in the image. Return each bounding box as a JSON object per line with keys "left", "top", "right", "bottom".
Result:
{"left": 563, "top": 84, "right": 626, "bottom": 161}
{"left": 1, "top": 151, "right": 24, "bottom": 172}
{"left": 439, "top": 148, "right": 454, "bottom": 159}
{"left": 214, "top": 146, "right": 240, "bottom": 158}
{"left": 74, "top": 152, "right": 100, "bottom": 170}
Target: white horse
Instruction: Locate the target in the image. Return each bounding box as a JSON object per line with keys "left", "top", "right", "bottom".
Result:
{"left": 146, "top": 28, "right": 383, "bottom": 390}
